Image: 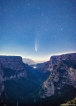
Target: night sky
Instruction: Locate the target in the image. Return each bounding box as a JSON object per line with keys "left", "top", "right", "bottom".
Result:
{"left": 0, "top": 0, "right": 76, "bottom": 62}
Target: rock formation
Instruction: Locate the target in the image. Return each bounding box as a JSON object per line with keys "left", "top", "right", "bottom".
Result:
{"left": 0, "top": 56, "right": 27, "bottom": 98}
{"left": 40, "top": 53, "right": 76, "bottom": 98}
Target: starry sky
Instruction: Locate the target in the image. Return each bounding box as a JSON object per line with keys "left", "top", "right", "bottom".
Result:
{"left": 0, "top": 0, "right": 76, "bottom": 62}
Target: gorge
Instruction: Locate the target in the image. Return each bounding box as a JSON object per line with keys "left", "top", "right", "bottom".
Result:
{"left": 0, "top": 53, "right": 76, "bottom": 106}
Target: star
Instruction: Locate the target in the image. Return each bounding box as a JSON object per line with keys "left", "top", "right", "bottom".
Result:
{"left": 44, "top": 28, "right": 48, "bottom": 32}
{"left": 37, "top": 6, "right": 41, "bottom": 10}
{"left": 60, "top": 27, "right": 63, "bottom": 31}
{"left": 27, "top": 3, "right": 31, "bottom": 6}
{"left": 41, "top": 12, "right": 44, "bottom": 17}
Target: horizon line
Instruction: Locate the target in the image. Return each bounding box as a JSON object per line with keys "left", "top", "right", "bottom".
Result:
{"left": 0, "top": 51, "right": 76, "bottom": 63}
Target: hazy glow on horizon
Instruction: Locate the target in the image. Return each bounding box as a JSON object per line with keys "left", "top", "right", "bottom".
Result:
{"left": 0, "top": 51, "right": 76, "bottom": 63}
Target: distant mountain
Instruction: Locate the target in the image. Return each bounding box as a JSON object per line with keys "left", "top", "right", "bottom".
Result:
{"left": 22, "top": 58, "right": 36, "bottom": 65}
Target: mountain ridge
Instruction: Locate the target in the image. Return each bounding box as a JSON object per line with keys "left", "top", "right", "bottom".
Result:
{"left": 0, "top": 53, "right": 76, "bottom": 105}
{"left": 22, "top": 58, "right": 36, "bottom": 65}
{"left": 39, "top": 53, "right": 76, "bottom": 98}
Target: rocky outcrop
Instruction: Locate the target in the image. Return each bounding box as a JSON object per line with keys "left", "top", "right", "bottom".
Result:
{"left": 0, "top": 56, "right": 26, "bottom": 71}
{"left": 40, "top": 53, "right": 76, "bottom": 98}
{"left": 0, "top": 56, "right": 27, "bottom": 98}
{"left": 50, "top": 53, "right": 76, "bottom": 66}
{"left": 36, "top": 61, "right": 51, "bottom": 73}
{"left": 37, "top": 53, "right": 76, "bottom": 74}
{"left": 0, "top": 56, "right": 27, "bottom": 77}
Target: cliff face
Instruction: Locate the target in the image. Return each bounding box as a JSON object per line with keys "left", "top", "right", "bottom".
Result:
{"left": 0, "top": 63, "right": 4, "bottom": 97}
{"left": 37, "top": 53, "right": 76, "bottom": 73}
{"left": 36, "top": 61, "right": 50, "bottom": 73}
{"left": 0, "top": 56, "right": 26, "bottom": 71}
{"left": 0, "top": 56, "right": 42, "bottom": 104}
{"left": 0, "top": 56, "right": 27, "bottom": 98}
{"left": 0, "top": 54, "right": 76, "bottom": 105}
{"left": 40, "top": 53, "right": 76, "bottom": 98}
{"left": 50, "top": 53, "right": 76, "bottom": 66}
{"left": 0, "top": 56, "right": 27, "bottom": 77}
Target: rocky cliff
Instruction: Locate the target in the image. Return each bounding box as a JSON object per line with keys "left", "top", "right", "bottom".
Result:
{"left": 36, "top": 61, "right": 50, "bottom": 73}
{"left": 0, "top": 56, "right": 26, "bottom": 71}
{"left": 0, "top": 56, "right": 43, "bottom": 104}
{"left": 36, "top": 53, "right": 76, "bottom": 73}
{"left": 50, "top": 53, "right": 76, "bottom": 66}
{"left": 0, "top": 56, "right": 27, "bottom": 99}
{"left": 0, "top": 54, "right": 76, "bottom": 105}
{"left": 40, "top": 53, "right": 76, "bottom": 98}
{"left": 0, "top": 63, "right": 4, "bottom": 97}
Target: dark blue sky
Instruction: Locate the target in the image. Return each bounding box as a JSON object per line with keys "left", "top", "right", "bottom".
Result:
{"left": 0, "top": 0, "right": 76, "bottom": 62}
